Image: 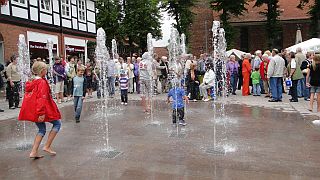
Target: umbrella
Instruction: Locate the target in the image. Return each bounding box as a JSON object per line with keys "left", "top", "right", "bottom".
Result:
{"left": 226, "top": 49, "right": 246, "bottom": 60}
{"left": 286, "top": 38, "right": 320, "bottom": 54}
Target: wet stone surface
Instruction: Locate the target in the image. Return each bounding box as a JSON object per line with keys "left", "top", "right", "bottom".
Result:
{"left": 1, "top": 100, "right": 320, "bottom": 179}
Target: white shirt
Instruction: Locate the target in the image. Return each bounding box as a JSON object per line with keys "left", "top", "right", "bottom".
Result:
{"left": 290, "top": 58, "right": 297, "bottom": 69}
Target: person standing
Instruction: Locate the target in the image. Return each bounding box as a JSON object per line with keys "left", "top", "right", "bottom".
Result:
{"left": 119, "top": 70, "right": 129, "bottom": 105}
{"left": 139, "top": 53, "right": 153, "bottom": 112}
{"left": 6, "top": 55, "right": 21, "bottom": 109}
{"left": 267, "top": 49, "right": 285, "bottom": 102}
{"left": 260, "top": 54, "right": 270, "bottom": 97}
{"left": 226, "top": 55, "right": 239, "bottom": 95}
{"left": 160, "top": 56, "right": 169, "bottom": 93}
{"left": 287, "top": 52, "right": 304, "bottom": 102}
{"left": 53, "top": 57, "right": 66, "bottom": 104}
{"left": 295, "top": 47, "right": 307, "bottom": 98}
{"left": 65, "top": 56, "right": 76, "bottom": 101}
{"left": 242, "top": 53, "right": 251, "bottom": 96}
{"left": 306, "top": 54, "right": 320, "bottom": 112}
{"left": 251, "top": 67, "right": 261, "bottom": 96}
{"left": 252, "top": 50, "right": 264, "bottom": 94}
{"left": 127, "top": 57, "right": 135, "bottom": 94}
{"left": 301, "top": 51, "right": 313, "bottom": 101}
{"left": 134, "top": 57, "right": 141, "bottom": 94}
{"left": 107, "top": 59, "right": 116, "bottom": 97}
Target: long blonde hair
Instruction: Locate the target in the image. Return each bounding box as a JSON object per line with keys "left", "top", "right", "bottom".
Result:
{"left": 312, "top": 54, "right": 320, "bottom": 71}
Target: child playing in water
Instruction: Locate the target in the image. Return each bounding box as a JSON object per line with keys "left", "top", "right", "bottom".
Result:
{"left": 167, "top": 79, "right": 189, "bottom": 126}
{"left": 18, "top": 61, "right": 61, "bottom": 159}
{"left": 119, "top": 69, "right": 129, "bottom": 105}
{"left": 73, "top": 65, "right": 87, "bottom": 123}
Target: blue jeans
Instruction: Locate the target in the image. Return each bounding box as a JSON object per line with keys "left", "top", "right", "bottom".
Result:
{"left": 303, "top": 76, "right": 310, "bottom": 99}
{"left": 253, "top": 84, "right": 261, "bottom": 95}
{"left": 107, "top": 76, "right": 115, "bottom": 96}
{"left": 74, "top": 96, "right": 83, "bottom": 120}
{"left": 230, "top": 74, "right": 238, "bottom": 94}
{"left": 260, "top": 79, "right": 265, "bottom": 93}
{"left": 270, "top": 77, "right": 283, "bottom": 101}
{"left": 297, "top": 79, "right": 304, "bottom": 97}
{"left": 35, "top": 120, "right": 61, "bottom": 137}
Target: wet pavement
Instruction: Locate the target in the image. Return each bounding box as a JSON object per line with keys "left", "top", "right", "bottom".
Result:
{"left": 1, "top": 99, "right": 320, "bottom": 179}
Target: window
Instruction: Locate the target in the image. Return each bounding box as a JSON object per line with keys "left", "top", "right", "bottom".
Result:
{"left": 78, "top": 0, "right": 86, "bottom": 22}
{"left": 40, "top": 0, "right": 51, "bottom": 12}
{"left": 12, "top": 0, "right": 27, "bottom": 6}
{"left": 61, "top": 0, "right": 71, "bottom": 18}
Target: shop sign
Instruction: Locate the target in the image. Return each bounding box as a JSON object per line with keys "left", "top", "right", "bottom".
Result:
{"left": 65, "top": 45, "right": 85, "bottom": 53}
{"left": 29, "top": 41, "right": 57, "bottom": 51}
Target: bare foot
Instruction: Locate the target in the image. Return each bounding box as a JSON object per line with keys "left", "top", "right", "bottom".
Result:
{"left": 43, "top": 147, "right": 56, "bottom": 155}
{"left": 29, "top": 152, "right": 44, "bottom": 159}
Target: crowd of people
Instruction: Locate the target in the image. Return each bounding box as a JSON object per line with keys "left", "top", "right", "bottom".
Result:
{"left": 1, "top": 47, "right": 320, "bottom": 115}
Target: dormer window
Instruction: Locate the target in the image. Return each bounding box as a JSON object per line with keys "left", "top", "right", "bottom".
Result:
{"left": 78, "top": 0, "right": 86, "bottom": 22}
{"left": 40, "top": 0, "right": 51, "bottom": 12}
{"left": 61, "top": 0, "right": 71, "bottom": 18}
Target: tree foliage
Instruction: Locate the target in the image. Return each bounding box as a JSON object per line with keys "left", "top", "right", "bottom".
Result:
{"left": 122, "top": 0, "right": 162, "bottom": 52}
{"left": 161, "top": 0, "right": 196, "bottom": 43}
{"left": 298, "top": 0, "right": 320, "bottom": 38}
{"left": 254, "top": 0, "right": 282, "bottom": 49}
{"left": 210, "top": 0, "right": 248, "bottom": 48}
{"left": 96, "top": 0, "right": 162, "bottom": 53}
{"left": 96, "top": 0, "right": 122, "bottom": 48}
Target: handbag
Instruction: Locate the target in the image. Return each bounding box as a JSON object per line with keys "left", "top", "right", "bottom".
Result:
{"left": 285, "top": 78, "right": 292, "bottom": 89}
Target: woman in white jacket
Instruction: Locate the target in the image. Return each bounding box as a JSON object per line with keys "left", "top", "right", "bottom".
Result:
{"left": 199, "top": 67, "right": 215, "bottom": 102}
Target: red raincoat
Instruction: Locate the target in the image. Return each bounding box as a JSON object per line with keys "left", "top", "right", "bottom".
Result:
{"left": 18, "top": 78, "right": 61, "bottom": 122}
{"left": 259, "top": 60, "right": 270, "bottom": 81}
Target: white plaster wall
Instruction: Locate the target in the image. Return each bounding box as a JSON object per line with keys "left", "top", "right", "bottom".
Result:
{"left": 40, "top": 13, "right": 53, "bottom": 24}
{"left": 12, "top": 6, "right": 28, "bottom": 19}
{"left": 30, "top": 7, "right": 39, "bottom": 21}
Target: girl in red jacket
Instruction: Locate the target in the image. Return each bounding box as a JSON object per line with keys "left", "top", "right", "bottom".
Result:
{"left": 18, "top": 61, "right": 61, "bottom": 159}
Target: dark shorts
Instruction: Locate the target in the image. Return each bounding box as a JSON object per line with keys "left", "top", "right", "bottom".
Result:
{"left": 310, "top": 86, "right": 320, "bottom": 93}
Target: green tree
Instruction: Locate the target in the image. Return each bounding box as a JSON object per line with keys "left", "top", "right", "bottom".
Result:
{"left": 96, "top": 0, "right": 122, "bottom": 47}
{"left": 254, "top": 0, "right": 282, "bottom": 49}
{"left": 298, "top": 0, "right": 320, "bottom": 38}
{"left": 122, "top": 0, "right": 162, "bottom": 53}
{"left": 161, "top": 0, "right": 196, "bottom": 43}
{"left": 210, "top": 0, "right": 247, "bottom": 48}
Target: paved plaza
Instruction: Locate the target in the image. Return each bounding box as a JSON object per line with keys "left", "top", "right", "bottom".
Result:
{"left": 0, "top": 93, "right": 320, "bottom": 179}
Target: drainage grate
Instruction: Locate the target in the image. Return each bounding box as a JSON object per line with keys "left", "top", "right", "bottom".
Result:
{"left": 205, "top": 147, "right": 225, "bottom": 155}
{"left": 97, "top": 150, "right": 122, "bottom": 159}
{"left": 16, "top": 144, "right": 33, "bottom": 151}
{"left": 169, "top": 132, "right": 187, "bottom": 138}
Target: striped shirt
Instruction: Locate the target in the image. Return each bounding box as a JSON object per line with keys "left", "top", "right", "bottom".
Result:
{"left": 119, "top": 76, "right": 128, "bottom": 90}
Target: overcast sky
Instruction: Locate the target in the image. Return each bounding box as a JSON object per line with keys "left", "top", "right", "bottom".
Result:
{"left": 153, "top": 11, "right": 175, "bottom": 47}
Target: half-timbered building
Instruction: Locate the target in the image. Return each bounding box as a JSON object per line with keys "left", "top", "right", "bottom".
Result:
{"left": 0, "top": 0, "right": 96, "bottom": 63}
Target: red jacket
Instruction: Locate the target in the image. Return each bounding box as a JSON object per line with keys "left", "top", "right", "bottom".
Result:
{"left": 18, "top": 78, "right": 61, "bottom": 122}
{"left": 259, "top": 60, "right": 270, "bottom": 81}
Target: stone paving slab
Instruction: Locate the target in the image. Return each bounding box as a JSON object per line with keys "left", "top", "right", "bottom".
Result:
{"left": 0, "top": 89, "right": 319, "bottom": 122}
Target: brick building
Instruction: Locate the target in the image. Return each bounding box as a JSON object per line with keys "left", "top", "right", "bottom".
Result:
{"left": 189, "top": 0, "right": 213, "bottom": 57}
{"left": 221, "top": 0, "right": 312, "bottom": 53}
{"left": 190, "top": 0, "right": 312, "bottom": 55}
{"left": 0, "top": 0, "right": 97, "bottom": 64}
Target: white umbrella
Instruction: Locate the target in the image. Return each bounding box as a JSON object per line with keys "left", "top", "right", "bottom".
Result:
{"left": 286, "top": 38, "right": 320, "bottom": 54}
{"left": 226, "top": 49, "right": 246, "bottom": 60}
